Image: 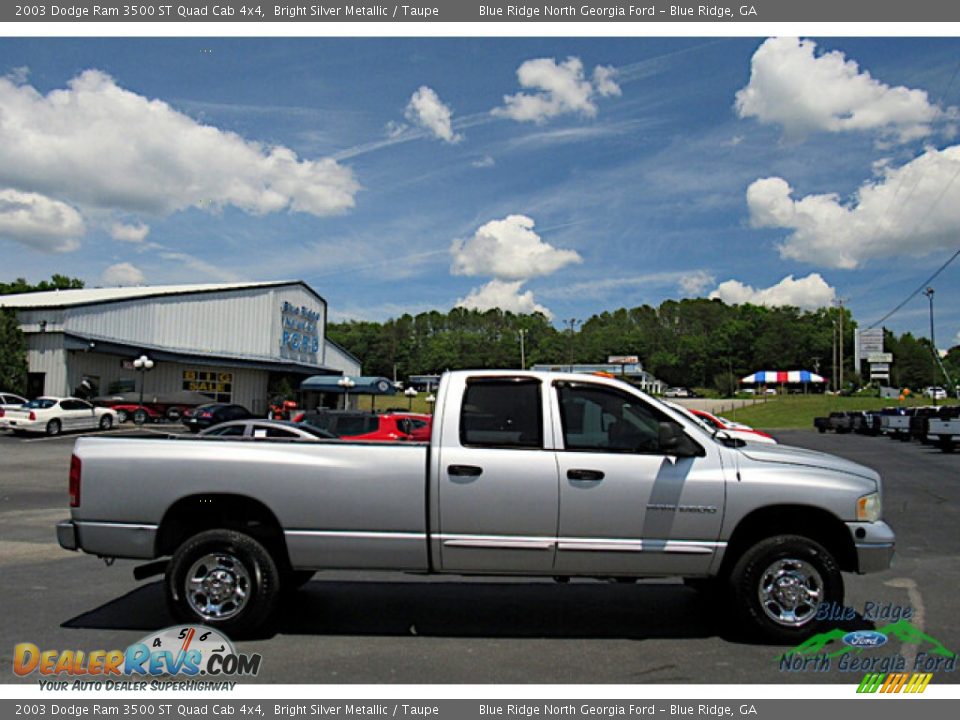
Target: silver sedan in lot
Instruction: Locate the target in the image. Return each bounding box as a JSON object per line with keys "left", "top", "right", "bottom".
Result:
{"left": 198, "top": 419, "right": 337, "bottom": 440}
{"left": 0, "top": 397, "right": 118, "bottom": 436}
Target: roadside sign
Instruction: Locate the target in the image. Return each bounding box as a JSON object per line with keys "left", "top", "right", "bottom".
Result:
{"left": 608, "top": 355, "right": 639, "bottom": 364}
{"left": 868, "top": 352, "right": 893, "bottom": 363}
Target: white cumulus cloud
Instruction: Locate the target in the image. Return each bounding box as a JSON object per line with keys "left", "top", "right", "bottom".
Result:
{"left": 0, "top": 70, "right": 359, "bottom": 221}
{"left": 493, "top": 57, "right": 621, "bottom": 124}
{"left": 709, "top": 273, "right": 836, "bottom": 310}
{"left": 110, "top": 222, "right": 150, "bottom": 243}
{"left": 100, "top": 262, "right": 146, "bottom": 287}
{"left": 450, "top": 214, "right": 582, "bottom": 280}
{"left": 456, "top": 279, "right": 552, "bottom": 318}
{"left": 735, "top": 37, "right": 950, "bottom": 142}
{"left": 747, "top": 145, "right": 960, "bottom": 269}
{"left": 405, "top": 86, "right": 462, "bottom": 143}
{"left": 0, "top": 188, "right": 84, "bottom": 253}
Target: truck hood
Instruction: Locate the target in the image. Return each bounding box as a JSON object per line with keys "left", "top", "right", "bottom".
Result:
{"left": 737, "top": 443, "right": 880, "bottom": 483}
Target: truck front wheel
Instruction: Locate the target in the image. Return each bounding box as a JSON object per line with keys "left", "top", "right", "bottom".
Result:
{"left": 166, "top": 529, "right": 280, "bottom": 637}
{"left": 729, "top": 534, "right": 843, "bottom": 643}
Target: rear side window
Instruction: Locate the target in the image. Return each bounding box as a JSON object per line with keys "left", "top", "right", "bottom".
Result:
{"left": 332, "top": 415, "right": 379, "bottom": 435}
{"left": 258, "top": 425, "right": 299, "bottom": 439}
{"left": 460, "top": 378, "right": 542, "bottom": 449}
{"left": 206, "top": 424, "right": 245, "bottom": 437}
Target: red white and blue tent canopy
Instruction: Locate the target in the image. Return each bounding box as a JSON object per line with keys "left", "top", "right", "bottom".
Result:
{"left": 741, "top": 370, "right": 826, "bottom": 384}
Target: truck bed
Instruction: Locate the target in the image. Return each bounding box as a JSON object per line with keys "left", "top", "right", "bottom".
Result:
{"left": 70, "top": 436, "right": 431, "bottom": 570}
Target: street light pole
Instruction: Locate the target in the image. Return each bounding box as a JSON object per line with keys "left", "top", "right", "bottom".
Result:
{"left": 133, "top": 354, "right": 154, "bottom": 424}
{"left": 925, "top": 287, "right": 937, "bottom": 406}
{"left": 404, "top": 386, "right": 418, "bottom": 410}
{"left": 337, "top": 376, "right": 355, "bottom": 410}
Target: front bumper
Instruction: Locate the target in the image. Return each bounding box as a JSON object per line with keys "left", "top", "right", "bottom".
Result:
{"left": 847, "top": 520, "right": 896, "bottom": 574}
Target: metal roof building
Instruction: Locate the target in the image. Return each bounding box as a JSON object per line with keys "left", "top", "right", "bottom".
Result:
{"left": 1, "top": 281, "right": 361, "bottom": 413}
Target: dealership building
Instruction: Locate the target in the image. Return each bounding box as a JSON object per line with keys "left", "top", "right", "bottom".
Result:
{"left": 0, "top": 281, "right": 361, "bottom": 413}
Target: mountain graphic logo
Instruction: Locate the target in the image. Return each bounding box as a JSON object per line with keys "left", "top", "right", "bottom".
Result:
{"left": 779, "top": 619, "right": 957, "bottom": 660}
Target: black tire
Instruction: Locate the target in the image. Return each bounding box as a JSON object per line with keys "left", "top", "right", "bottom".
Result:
{"left": 115, "top": 409, "right": 129, "bottom": 424}
{"left": 817, "top": 427, "right": 826, "bottom": 434}
{"left": 166, "top": 529, "right": 280, "bottom": 637}
{"left": 45, "top": 419, "right": 61, "bottom": 436}
{"left": 166, "top": 407, "right": 182, "bottom": 422}
{"left": 133, "top": 409, "right": 148, "bottom": 425}
{"left": 98, "top": 415, "right": 113, "bottom": 431}
{"left": 729, "top": 534, "right": 843, "bottom": 644}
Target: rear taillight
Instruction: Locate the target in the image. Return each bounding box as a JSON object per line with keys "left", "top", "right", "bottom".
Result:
{"left": 200, "top": 412, "right": 212, "bottom": 419}
{"left": 69, "top": 455, "right": 81, "bottom": 507}
{"left": 29, "top": 411, "right": 36, "bottom": 421}
{"left": 0, "top": 409, "right": 4, "bottom": 417}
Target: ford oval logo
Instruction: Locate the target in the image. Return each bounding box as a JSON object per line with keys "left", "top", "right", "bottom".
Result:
{"left": 843, "top": 630, "right": 888, "bottom": 648}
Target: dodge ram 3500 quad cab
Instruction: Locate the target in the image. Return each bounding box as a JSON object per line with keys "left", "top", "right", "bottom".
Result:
{"left": 57, "top": 370, "right": 894, "bottom": 641}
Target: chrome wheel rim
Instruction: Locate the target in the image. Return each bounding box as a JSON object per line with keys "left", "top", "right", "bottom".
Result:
{"left": 185, "top": 552, "right": 252, "bottom": 621}
{"left": 757, "top": 558, "right": 824, "bottom": 627}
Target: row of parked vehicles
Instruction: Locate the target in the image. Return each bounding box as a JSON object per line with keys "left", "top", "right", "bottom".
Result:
{"left": 0, "top": 390, "right": 435, "bottom": 444}
{"left": 813, "top": 405, "right": 960, "bottom": 452}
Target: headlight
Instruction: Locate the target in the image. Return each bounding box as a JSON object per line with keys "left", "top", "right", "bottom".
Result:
{"left": 857, "top": 492, "right": 882, "bottom": 522}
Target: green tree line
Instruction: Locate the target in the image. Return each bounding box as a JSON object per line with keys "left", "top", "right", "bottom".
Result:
{"left": 328, "top": 299, "right": 960, "bottom": 394}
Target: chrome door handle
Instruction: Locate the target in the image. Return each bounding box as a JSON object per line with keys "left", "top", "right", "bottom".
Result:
{"left": 567, "top": 469, "right": 605, "bottom": 481}
{"left": 448, "top": 464, "right": 483, "bottom": 477}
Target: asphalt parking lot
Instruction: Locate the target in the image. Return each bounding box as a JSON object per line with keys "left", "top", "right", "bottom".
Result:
{"left": 0, "top": 426, "right": 957, "bottom": 685}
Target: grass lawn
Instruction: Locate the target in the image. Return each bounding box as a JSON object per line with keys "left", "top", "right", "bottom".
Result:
{"left": 726, "top": 394, "right": 959, "bottom": 430}
{"left": 353, "top": 394, "right": 435, "bottom": 414}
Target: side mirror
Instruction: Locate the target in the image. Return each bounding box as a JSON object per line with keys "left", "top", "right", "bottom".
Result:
{"left": 658, "top": 421, "right": 704, "bottom": 457}
{"left": 658, "top": 421, "right": 682, "bottom": 452}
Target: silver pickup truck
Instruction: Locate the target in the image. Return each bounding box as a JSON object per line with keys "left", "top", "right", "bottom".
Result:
{"left": 57, "top": 370, "right": 894, "bottom": 641}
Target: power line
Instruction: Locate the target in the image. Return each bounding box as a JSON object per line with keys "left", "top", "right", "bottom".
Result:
{"left": 866, "top": 245, "right": 960, "bottom": 329}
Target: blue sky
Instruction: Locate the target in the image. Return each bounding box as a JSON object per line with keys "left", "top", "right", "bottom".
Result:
{"left": 1, "top": 37, "right": 959, "bottom": 347}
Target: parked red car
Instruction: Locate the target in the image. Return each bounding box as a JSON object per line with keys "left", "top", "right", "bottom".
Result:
{"left": 688, "top": 408, "right": 776, "bottom": 444}
{"left": 298, "top": 410, "right": 432, "bottom": 441}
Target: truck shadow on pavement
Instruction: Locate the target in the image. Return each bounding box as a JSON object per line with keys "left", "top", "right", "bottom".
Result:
{"left": 61, "top": 579, "right": 875, "bottom": 643}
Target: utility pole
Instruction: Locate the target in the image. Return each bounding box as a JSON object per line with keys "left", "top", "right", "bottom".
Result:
{"left": 925, "top": 287, "right": 938, "bottom": 406}
{"left": 565, "top": 318, "right": 580, "bottom": 366}
{"left": 831, "top": 319, "right": 838, "bottom": 393}
{"left": 518, "top": 328, "right": 528, "bottom": 370}
{"left": 838, "top": 299, "right": 844, "bottom": 392}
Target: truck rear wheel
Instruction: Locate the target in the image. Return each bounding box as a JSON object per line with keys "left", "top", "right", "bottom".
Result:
{"left": 166, "top": 529, "right": 279, "bottom": 637}
{"left": 729, "top": 534, "right": 843, "bottom": 643}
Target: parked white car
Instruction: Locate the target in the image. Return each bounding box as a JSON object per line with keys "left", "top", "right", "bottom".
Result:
{"left": 0, "top": 392, "right": 27, "bottom": 411}
{"left": 924, "top": 386, "right": 947, "bottom": 400}
{"left": 0, "top": 397, "right": 118, "bottom": 436}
